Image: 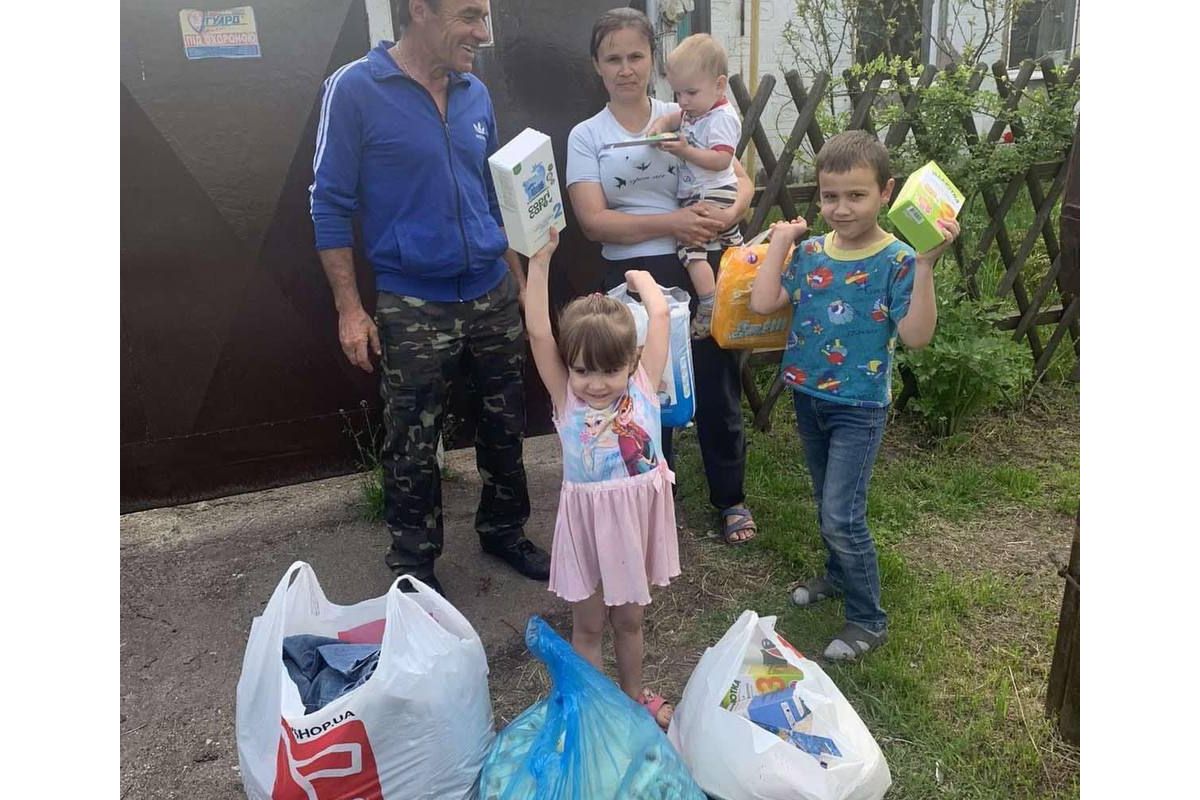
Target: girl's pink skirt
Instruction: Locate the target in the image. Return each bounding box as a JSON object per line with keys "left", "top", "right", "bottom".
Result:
{"left": 548, "top": 465, "right": 681, "bottom": 606}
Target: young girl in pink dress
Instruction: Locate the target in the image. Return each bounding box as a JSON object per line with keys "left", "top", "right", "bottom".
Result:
{"left": 525, "top": 228, "right": 679, "bottom": 729}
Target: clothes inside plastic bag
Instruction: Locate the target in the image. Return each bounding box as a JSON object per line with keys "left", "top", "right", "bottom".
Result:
{"left": 281, "top": 634, "right": 381, "bottom": 714}
{"left": 237, "top": 565, "right": 494, "bottom": 800}
{"left": 607, "top": 282, "right": 696, "bottom": 427}
{"left": 710, "top": 230, "right": 793, "bottom": 351}
{"left": 480, "top": 616, "right": 706, "bottom": 800}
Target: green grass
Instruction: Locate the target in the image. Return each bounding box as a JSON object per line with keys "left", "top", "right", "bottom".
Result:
{"left": 671, "top": 383, "right": 1080, "bottom": 799}
{"left": 361, "top": 464, "right": 385, "bottom": 522}
{"left": 357, "top": 455, "right": 461, "bottom": 523}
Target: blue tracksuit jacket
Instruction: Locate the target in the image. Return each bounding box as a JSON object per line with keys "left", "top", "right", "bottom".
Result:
{"left": 310, "top": 42, "right": 510, "bottom": 301}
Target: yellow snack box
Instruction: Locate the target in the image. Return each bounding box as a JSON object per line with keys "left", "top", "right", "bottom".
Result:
{"left": 887, "top": 160, "right": 964, "bottom": 253}
{"left": 711, "top": 230, "right": 794, "bottom": 350}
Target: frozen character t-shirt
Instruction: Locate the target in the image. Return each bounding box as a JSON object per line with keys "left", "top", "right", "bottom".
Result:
{"left": 555, "top": 364, "right": 666, "bottom": 483}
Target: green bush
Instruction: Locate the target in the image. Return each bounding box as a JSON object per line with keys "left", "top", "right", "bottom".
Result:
{"left": 896, "top": 278, "right": 1030, "bottom": 437}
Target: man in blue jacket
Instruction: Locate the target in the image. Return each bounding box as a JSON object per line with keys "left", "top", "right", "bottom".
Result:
{"left": 310, "top": 0, "right": 549, "bottom": 594}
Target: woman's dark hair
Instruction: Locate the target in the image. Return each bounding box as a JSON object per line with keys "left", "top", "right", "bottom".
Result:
{"left": 589, "top": 7, "right": 655, "bottom": 61}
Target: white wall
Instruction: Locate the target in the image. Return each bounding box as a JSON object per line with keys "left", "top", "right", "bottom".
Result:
{"left": 652, "top": 0, "right": 837, "bottom": 174}
{"left": 648, "top": 0, "right": 1077, "bottom": 174}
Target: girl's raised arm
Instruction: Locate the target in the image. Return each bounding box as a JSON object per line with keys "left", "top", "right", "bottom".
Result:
{"left": 525, "top": 229, "right": 568, "bottom": 412}
{"left": 624, "top": 270, "right": 669, "bottom": 386}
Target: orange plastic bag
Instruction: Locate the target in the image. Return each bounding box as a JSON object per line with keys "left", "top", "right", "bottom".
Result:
{"left": 711, "top": 230, "right": 793, "bottom": 350}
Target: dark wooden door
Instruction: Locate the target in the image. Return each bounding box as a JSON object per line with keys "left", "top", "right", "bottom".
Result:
{"left": 121, "top": 0, "right": 626, "bottom": 510}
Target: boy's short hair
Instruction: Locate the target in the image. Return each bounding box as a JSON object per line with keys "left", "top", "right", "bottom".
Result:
{"left": 814, "top": 130, "right": 891, "bottom": 190}
{"left": 666, "top": 33, "right": 728, "bottom": 78}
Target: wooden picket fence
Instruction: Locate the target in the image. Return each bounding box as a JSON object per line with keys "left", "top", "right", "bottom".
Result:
{"left": 727, "top": 57, "right": 1080, "bottom": 430}
{"left": 1046, "top": 516, "right": 1080, "bottom": 745}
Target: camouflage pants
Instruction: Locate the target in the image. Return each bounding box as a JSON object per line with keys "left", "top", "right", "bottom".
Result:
{"left": 375, "top": 273, "right": 530, "bottom": 574}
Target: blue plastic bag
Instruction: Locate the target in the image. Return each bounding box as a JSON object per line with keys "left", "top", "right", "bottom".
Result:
{"left": 480, "top": 616, "right": 706, "bottom": 800}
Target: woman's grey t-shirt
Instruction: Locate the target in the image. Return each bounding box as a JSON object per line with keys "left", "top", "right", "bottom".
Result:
{"left": 566, "top": 99, "right": 682, "bottom": 261}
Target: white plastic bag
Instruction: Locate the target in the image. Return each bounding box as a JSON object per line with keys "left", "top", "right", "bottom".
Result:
{"left": 236, "top": 561, "right": 494, "bottom": 800}
{"left": 668, "top": 610, "right": 891, "bottom": 800}
{"left": 607, "top": 281, "right": 695, "bottom": 427}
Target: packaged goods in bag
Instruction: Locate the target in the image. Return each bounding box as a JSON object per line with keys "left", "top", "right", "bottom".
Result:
{"left": 608, "top": 282, "right": 695, "bottom": 427}
{"left": 711, "top": 229, "right": 794, "bottom": 350}
{"left": 480, "top": 616, "right": 706, "bottom": 800}
{"left": 669, "top": 610, "right": 891, "bottom": 800}
{"left": 235, "top": 563, "right": 494, "bottom": 800}
{"left": 721, "top": 661, "right": 807, "bottom": 708}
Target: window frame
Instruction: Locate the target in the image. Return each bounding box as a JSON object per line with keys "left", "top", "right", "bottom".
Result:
{"left": 1004, "top": 0, "right": 1079, "bottom": 75}
{"left": 852, "top": 0, "right": 935, "bottom": 67}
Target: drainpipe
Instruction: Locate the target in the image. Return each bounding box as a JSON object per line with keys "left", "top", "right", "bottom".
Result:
{"left": 646, "top": 0, "right": 673, "bottom": 100}
{"left": 745, "top": 0, "right": 760, "bottom": 181}
{"left": 365, "top": 0, "right": 394, "bottom": 43}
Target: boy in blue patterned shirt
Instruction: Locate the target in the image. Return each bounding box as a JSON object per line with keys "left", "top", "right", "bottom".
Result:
{"left": 749, "top": 131, "right": 959, "bottom": 660}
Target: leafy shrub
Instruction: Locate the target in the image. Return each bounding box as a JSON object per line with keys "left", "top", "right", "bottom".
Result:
{"left": 895, "top": 281, "right": 1029, "bottom": 437}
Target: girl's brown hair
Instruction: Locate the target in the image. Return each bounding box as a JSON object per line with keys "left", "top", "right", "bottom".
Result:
{"left": 557, "top": 294, "right": 639, "bottom": 373}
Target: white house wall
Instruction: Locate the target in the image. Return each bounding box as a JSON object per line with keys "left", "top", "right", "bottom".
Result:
{"left": 648, "top": 0, "right": 1076, "bottom": 177}
{"left": 651, "top": 0, "right": 855, "bottom": 176}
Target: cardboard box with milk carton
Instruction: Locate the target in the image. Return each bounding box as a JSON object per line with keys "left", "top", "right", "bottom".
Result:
{"left": 887, "top": 160, "right": 964, "bottom": 253}
{"left": 488, "top": 128, "right": 567, "bottom": 257}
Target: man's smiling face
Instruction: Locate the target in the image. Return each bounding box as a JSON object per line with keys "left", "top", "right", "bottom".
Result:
{"left": 424, "top": 0, "right": 492, "bottom": 73}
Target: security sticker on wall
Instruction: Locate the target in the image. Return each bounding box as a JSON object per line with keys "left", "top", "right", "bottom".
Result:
{"left": 179, "top": 7, "right": 261, "bottom": 60}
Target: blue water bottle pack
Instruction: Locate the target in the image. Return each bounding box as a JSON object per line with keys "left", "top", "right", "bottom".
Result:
{"left": 607, "top": 282, "right": 696, "bottom": 427}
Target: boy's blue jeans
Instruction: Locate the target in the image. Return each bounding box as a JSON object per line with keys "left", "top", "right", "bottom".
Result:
{"left": 792, "top": 390, "right": 889, "bottom": 633}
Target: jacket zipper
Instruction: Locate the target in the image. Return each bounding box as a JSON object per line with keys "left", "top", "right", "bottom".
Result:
{"left": 442, "top": 117, "right": 471, "bottom": 303}
{"left": 402, "top": 69, "right": 471, "bottom": 302}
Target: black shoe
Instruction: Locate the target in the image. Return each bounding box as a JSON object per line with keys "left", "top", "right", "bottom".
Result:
{"left": 384, "top": 546, "right": 445, "bottom": 594}
{"left": 483, "top": 538, "right": 550, "bottom": 581}
{"left": 394, "top": 572, "right": 445, "bottom": 597}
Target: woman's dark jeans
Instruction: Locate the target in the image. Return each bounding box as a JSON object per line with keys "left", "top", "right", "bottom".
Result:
{"left": 600, "top": 250, "right": 747, "bottom": 511}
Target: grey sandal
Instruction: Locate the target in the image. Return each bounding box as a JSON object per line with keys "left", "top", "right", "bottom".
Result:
{"left": 789, "top": 576, "right": 841, "bottom": 608}
{"left": 721, "top": 505, "right": 758, "bottom": 545}
{"left": 823, "top": 622, "right": 888, "bottom": 661}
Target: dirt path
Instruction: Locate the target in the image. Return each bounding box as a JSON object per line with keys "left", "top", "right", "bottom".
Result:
{"left": 120, "top": 436, "right": 567, "bottom": 799}
{"left": 121, "top": 421, "right": 1077, "bottom": 798}
{"left": 120, "top": 427, "right": 776, "bottom": 799}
